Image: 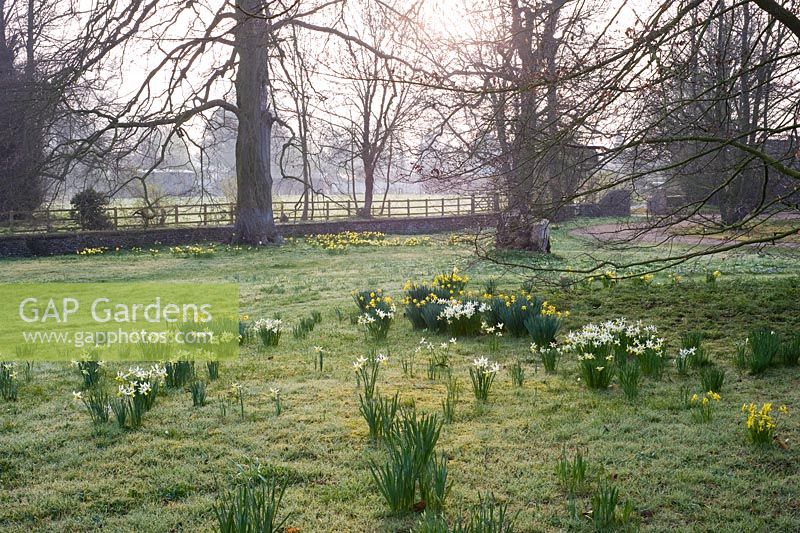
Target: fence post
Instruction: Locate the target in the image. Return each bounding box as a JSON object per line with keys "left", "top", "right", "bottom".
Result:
{"left": 406, "top": 199, "right": 411, "bottom": 217}
{"left": 229, "top": 204, "right": 235, "bottom": 225}
{"left": 326, "top": 201, "right": 330, "bottom": 220}
{"left": 174, "top": 206, "right": 179, "bottom": 225}
{"left": 493, "top": 193, "right": 500, "bottom": 212}
{"left": 346, "top": 200, "right": 351, "bottom": 217}
{"left": 387, "top": 200, "right": 391, "bottom": 217}
{"left": 470, "top": 195, "right": 475, "bottom": 214}
{"left": 202, "top": 204, "right": 208, "bottom": 225}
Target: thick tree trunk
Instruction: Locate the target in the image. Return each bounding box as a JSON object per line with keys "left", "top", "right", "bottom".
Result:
{"left": 360, "top": 163, "right": 375, "bottom": 217}
{"left": 232, "top": 0, "right": 280, "bottom": 244}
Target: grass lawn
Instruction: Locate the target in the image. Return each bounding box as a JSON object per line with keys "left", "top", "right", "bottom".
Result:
{"left": 0, "top": 222, "right": 799, "bottom": 532}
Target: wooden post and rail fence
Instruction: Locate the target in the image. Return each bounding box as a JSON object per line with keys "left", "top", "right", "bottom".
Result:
{"left": 0, "top": 194, "right": 502, "bottom": 235}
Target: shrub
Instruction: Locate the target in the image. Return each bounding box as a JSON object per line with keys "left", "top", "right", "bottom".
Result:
{"left": 70, "top": 188, "right": 112, "bottom": 230}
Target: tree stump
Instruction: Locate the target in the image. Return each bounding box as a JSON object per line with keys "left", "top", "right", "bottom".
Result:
{"left": 496, "top": 213, "right": 551, "bottom": 253}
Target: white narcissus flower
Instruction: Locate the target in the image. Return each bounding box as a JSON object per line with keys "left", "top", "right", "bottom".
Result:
{"left": 72, "top": 391, "right": 83, "bottom": 401}
{"left": 473, "top": 357, "right": 489, "bottom": 368}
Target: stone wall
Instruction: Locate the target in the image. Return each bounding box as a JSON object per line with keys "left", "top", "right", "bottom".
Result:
{"left": 0, "top": 214, "right": 495, "bottom": 258}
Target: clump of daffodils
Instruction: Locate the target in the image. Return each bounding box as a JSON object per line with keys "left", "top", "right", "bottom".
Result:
{"left": 565, "top": 318, "right": 665, "bottom": 363}
{"left": 418, "top": 337, "right": 457, "bottom": 379}
{"left": 469, "top": 356, "right": 500, "bottom": 402}
{"left": 76, "top": 247, "right": 106, "bottom": 255}
{"left": 71, "top": 357, "right": 106, "bottom": 388}
{"left": 270, "top": 387, "right": 282, "bottom": 416}
{"left": 437, "top": 299, "right": 488, "bottom": 336}
{"left": 482, "top": 321, "right": 504, "bottom": 352}
{"left": 432, "top": 266, "right": 469, "bottom": 294}
{"left": 743, "top": 402, "right": 788, "bottom": 445}
{"left": 564, "top": 318, "right": 665, "bottom": 388}
{"left": 306, "top": 231, "right": 430, "bottom": 252}
{"left": 170, "top": 245, "right": 216, "bottom": 258}
{"left": 115, "top": 364, "right": 166, "bottom": 398}
{"left": 353, "top": 352, "right": 388, "bottom": 399}
{"left": 675, "top": 347, "right": 694, "bottom": 374}
{"left": 354, "top": 289, "right": 396, "bottom": 341}
{"left": 113, "top": 364, "right": 166, "bottom": 428}
{"left": 253, "top": 318, "right": 283, "bottom": 347}
{"left": 690, "top": 391, "right": 721, "bottom": 423}
{"left": 0, "top": 362, "right": 19, "bottom": 401}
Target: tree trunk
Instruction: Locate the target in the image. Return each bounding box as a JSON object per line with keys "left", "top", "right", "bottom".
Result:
{"left": 233, "top": 0, "right": 280, "bottom": 244}
{"left": 361, "top": 163, "right": 375, "bottom": 217}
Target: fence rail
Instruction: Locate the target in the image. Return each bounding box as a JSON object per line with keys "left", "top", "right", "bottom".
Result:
{"left": 0, "top": 195, "right": 500, "bottom": 235}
